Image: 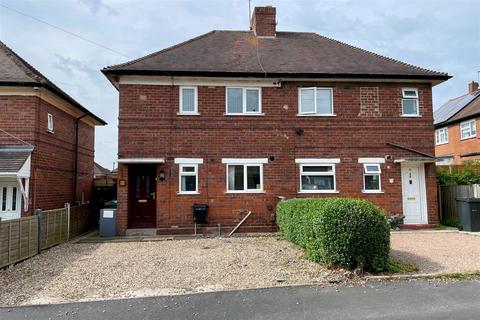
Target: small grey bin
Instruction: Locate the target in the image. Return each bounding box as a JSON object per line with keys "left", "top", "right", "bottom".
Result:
{"left": 456, "top": 198, "right": 480, "bottom": 232}
{"left": 99, "top": 208, "right": 117, "bottom": 237}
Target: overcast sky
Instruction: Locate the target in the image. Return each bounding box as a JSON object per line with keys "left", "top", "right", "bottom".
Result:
{"left": 1, "top": 0, "right": 479, "bottom": 168}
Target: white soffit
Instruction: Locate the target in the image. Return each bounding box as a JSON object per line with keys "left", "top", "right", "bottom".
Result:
{"left": 117, "top": 158, "right": 165, "bottom": 164}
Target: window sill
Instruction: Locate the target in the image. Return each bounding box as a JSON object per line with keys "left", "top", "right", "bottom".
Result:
{"left": 362, "top": 190, "right": 384, "bottom": 194}
{"left": 177, "top": 112, "right": 200, "bottom": 116}
{"left": 224, "top": 113, "right": 265, "bottom": 116}
{"left": 401, "top": 114, "right": 421, "bottom": 118}
{"left": 225, "top": 190, "right": 265, "bottom": 194}
{"left": 298, "top": 190, "right": 339, "bottom": 194}
{"left": 296, "top": 114, "right": 336, "bottom": 117}
{"left": 177, "top": 192, "right": 200, "bottom": 195}
{"left": 460, "top": 136, "right": 476, "bottom": 141}
{"left": 47, "top": 130, "right": 54, "bottom": 134}
{"left": 435, "top": 142, "right": 448, "bottom": 146}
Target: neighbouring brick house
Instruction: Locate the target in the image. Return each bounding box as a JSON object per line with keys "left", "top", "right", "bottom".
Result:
{"left": 103, "top": 6, "right": 450, "bottom": 235}
{"left": 434, "top": 81, "right": 480, "bottom": 165}
{"left": 0, "top": 41, "right": 106, "bottom": 220}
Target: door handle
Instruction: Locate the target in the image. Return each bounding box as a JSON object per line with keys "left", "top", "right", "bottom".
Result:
{"left": 151, "top": 192, "right": 156, "bottom": 200}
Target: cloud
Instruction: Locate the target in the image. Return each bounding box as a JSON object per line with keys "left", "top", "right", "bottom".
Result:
{"left": 78, "top": 0, "right": 117, "bottom": 15}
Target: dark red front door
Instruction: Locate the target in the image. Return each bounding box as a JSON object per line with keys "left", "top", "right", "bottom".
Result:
{"left": 128, "top": 164, "right": 156, "bottom": 228}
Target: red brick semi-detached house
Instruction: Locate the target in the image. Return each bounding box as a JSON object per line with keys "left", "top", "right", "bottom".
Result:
{"left": 0, "top": 41, "right": 106, "bottom": 220}
{"left": 102, "top": 6, "right": 450, "bottom": 235}
{"left": 434, "top": 81, "right": 480, "bottom": 165}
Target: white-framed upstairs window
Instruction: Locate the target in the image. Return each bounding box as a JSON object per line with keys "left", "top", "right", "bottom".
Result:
{"left": 435, "top": 127, "right": 449, "bottom": 145}
{"left": 401, "top": 88, "right": 419, "bottom": 116}
{"left": 175, "top": 158, "right": 203, "bottom": 194}
{"left": 298, "top": 87, "right": 334, "bottom": 116}
{"left": 226, "top": 87, "right": 262, "bottom": 115}
{"left": 179, "top": 86, "right": 198, "bottom": 115}
{"left": 363, "top": 164, "right": 382, "bottom": 193}
{"left": 295, "top": 159, "right": 340, "bottom": 193}
{"left": 222, "top": 158, "right": 267, "bottom": 193}
{"left": 47, "top": 113, "right": 54, "bottom": 133}
{"left": 460, "top": 119, "right": 477, "bottom": 140}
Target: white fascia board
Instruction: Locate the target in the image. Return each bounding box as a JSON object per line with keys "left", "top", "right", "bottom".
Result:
{"left": 295, "top": 158, "right": 341, "bottom": 164}
{"left": 118, "top": 158, "right": 165, "bottom": 164}
{"left": 358, "top": 157, "right": 385, "bottom": 164}
{"left": 119, "top": 76, "right": 281, "bottom": 88}
{"left": 174, "top": 158, "right": 204, "bottom": 164}
{"left": 221, "top": 158, "right": 269, "bottom": 164}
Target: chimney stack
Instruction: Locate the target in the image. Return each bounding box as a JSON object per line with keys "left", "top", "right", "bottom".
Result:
{"left": 250, "top": 6, "right": 276, "bottom": 37}
{"left": 468, "top": 81, "right": 479, "bottom": 93}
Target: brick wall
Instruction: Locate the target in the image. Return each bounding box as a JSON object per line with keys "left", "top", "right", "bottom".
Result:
{"left": 0, "top": 94, "right": 95, "bottom": 214}
{"left": 435, "top": 117, "right": 480, "bottom": 164}
{"left": 117, "top": 81, "right": 438, "bottom": 234}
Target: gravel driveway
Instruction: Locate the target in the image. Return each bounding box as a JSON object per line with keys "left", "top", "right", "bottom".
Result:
{"left": 391, "top": 231, "right": 480, "bottom": 274}
{"left": 0, "top": 236, "right": 349, "bottom": 306}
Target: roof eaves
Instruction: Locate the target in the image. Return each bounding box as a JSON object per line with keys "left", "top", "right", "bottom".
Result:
{"left": 1, "top": 41, "right": 107, "bottom": 126}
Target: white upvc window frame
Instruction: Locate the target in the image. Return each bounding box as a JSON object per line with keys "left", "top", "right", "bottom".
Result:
{"left": 222, "top": 158, "right": 267, "bottom": 193}
{"left": 178, "top": 86, "right": 199, "bottom": 115}
{"left": 298, "top": 87, "right": 334, "bottom": 116}
{"left": 435, "top": 127, "right": 449, "bottom": 145}
{"left": 295, "top": 159, "right": 340, "bottom": 193}
{"left": 362, "top": 163, "right": 382, "bottom": 193}
{"left": 401, "top": 88, "right": 420, "bottom": 117}
{"left": 225, "top": 87, "right": 262, "bottom": 115}
{"left": 460, "top": 119, "right": 477, "bottom": 140}
{"left": 47, "top": 113, "right": 54, "bottom": 133}
{"left": 175, "top": 158, "right": 203, "bottom": 195}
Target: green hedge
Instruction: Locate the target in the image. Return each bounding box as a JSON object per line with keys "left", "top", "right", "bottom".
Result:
{"left": 277, "top": 198, "right": 390, "bottom": 272}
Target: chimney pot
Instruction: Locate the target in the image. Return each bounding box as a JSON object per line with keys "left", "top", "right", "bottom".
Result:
{"left": 250, "top": 6, "right": 276, "bottom": 37}
{"left": 469, "top": 81, "right": 479, "bottom": 94}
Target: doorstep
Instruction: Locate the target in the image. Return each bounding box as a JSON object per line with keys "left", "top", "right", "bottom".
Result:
{"left": 125, "top": 228, "right": 157, "bottom": 236}
{"left": 401, "top": 224, "right": 436, "bottom": 230}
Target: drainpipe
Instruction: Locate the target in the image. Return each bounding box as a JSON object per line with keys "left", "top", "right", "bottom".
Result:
{"left": 73, "top": 114, "right": 88, "bottom": 204}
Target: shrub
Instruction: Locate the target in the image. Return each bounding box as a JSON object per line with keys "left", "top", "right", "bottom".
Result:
{"left": 277, "top": 198, "right": 390, "bottom": 272}
{"left": 437, "top": 162, "right": 480, "bottom": 186}
{"left": 441, "top": 217, "right": 460, "bottom": 228}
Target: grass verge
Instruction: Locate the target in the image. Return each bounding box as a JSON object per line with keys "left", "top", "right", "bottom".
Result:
{"left": 386, "top": 259, "right": 418, "bottom": 274}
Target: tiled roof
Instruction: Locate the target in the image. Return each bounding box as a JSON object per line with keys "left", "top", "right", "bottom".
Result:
{"left": 103, "top": 31, "right": 449, "bottom": 80}
{"left": 434, "top": 90, "right": 480, "bottom": 126}
{"left": 0, "top": 146, "right": 33, "bottom": 173}
{"left": 0, "top": 41, "right": 106, "bottom": 125}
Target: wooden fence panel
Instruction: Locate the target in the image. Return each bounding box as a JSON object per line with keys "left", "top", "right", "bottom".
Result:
{"left": 0, "top": 216, "right": 38, "bottom": 269}
{"left": 439, "top": 184, "right": 480, "bottom": 220}
{"left": 1, "top": 205, "right": 95, "bottom": 269}
{"left": 70, "top": 205, "right": 95, "bottom": 239}
{"left": 40, "top": 208, "right": 68, "bottom": 250}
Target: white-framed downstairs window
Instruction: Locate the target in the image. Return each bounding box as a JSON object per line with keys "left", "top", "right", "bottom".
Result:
{"left": 179, "top": 86, "right": 198, "bottom": 114}
{"left": 174, "top": 158, "right": 203, "bottom": 194}
{"left": 435, "top": 127, "right": 448, "bottom": 145}
{"left": 47, "top": 113, "right": 54, "bottom": 132}
{"left": 226, "top": 87, "right": 262, "bottom": 115}
{"left": 363, "top": 164, "right": 381, "bottom": 192}
{"left": 401, "top": 88, "right": 419, "bottom": 116}
{"left": 295, "top": 159, "right": 340, "bottom": 193}
{"left": 460, "top": 119, "right": 476, "bottom": 140}
{"left": 298, "top": 87, "right": 334, "bottom": 116}
{"left": 222, "top": 158, "right": 267, "bottom": 193}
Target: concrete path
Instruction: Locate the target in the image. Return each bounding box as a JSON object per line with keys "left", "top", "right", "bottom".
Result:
{"left": 1, "top": 280, "right": 480, "bottom": 320}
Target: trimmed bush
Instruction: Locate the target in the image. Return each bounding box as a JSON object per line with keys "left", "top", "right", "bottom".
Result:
{"left": 277, "top": 198, "right": 390, "bottom": 272}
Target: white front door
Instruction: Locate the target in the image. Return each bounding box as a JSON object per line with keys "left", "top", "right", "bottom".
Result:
{"left": 0, "top": 184, "right": 21, "bottom": 220}
{"left": 401, "top": 163, "right": 427, "bottom": 224}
